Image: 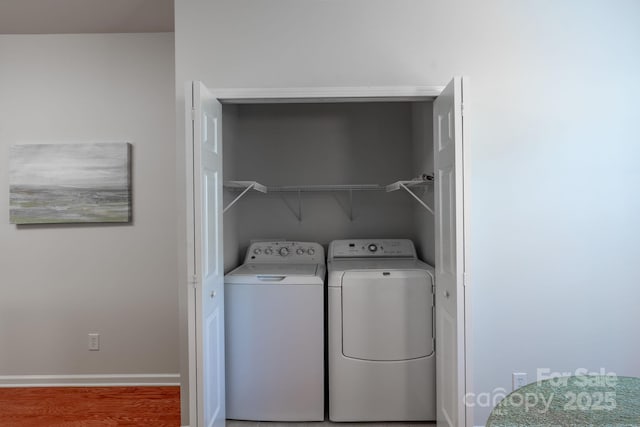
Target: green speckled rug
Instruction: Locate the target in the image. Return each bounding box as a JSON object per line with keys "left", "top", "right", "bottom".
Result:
{"left": 486, "top": 375, "right": 640, "bottom": 427}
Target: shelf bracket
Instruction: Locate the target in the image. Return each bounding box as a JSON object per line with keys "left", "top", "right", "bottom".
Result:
{"left": 349, "top": 189, "right": 354, "bottom": 222}
{"left": 386, "top": 175, "right": 434, "bottom": 215}
{"left": 223, "top": 181, "right": 267, "bottom": 213}
{"left": 278, "top": 190, "right": 303, "bottom": 222}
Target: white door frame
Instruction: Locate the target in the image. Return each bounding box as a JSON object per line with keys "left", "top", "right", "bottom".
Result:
{"left": 185, "top": 83, "right": 473, "bottom": 427}
{"left": 213, "top": 86, "right": 443, "bottom": 103}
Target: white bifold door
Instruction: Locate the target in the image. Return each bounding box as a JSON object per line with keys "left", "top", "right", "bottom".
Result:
{"left": 186, "top": 81, "right": 225, "bottom": 427}
{"left": 434, "top": 77, "right": 468, "bottom": 427}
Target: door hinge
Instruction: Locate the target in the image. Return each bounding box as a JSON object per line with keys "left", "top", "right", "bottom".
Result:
{"left": 432, "top": 307, "right": 436, "bottom": 345}
{"left": 190, "top": 108, "right": 196, "bottom": 121}
{"left": 463, "top": 272, "right": 470, "bottom": 287}
{"left": 461, "top": 103, "right": 464, "bottom": 117}
{"left": 432, "top": 284, "right": 436, "bottom": 308}
{"left": 189, "top": 275, "right": 198, "bottom": 288}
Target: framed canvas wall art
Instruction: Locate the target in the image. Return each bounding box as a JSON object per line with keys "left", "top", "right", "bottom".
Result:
{"left": 9, "top": 143, "right": 132, "bottom": 224}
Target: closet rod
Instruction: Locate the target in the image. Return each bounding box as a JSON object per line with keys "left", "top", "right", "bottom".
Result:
{"left": 223, "top": 176, "right": 434, "bottom": 215}
{"left": 266, "top": 184, "right": 382, "bottom": 192}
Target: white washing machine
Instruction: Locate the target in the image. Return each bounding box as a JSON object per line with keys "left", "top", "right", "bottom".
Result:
{"left": 224, "top": 241, "right": 325, "bottom": 421}
{"left": 328, "top": 239, "right": 436, "bottom": 422}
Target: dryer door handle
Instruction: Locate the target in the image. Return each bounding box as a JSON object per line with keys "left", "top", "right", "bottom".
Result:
{"left": 257, "top": 275, "right": 286, "bottom": 282}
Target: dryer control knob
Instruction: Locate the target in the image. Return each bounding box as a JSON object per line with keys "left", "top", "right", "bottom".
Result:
{"left": 264, "top": 248, "right": 273, "bottom": 255}
{"left": 279, "top": 247, "right": 289, "bottom": 257}
{"left": 253, "top": 248, "right": 262, "bottom": 255}
{"left": 296, "top": 248, "right": 305, "bottom": 255}
{"left": 307, "top": 248, "right": 315, "bottom": 255}
{"left": 368, "top": 244, "right": 378, "bottom": 252}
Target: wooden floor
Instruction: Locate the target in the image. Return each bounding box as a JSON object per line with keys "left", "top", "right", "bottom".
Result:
{"left": 228, "top": 421, "right": 436, "bottom": 427}
{"left": 0, "top": 386, "right": 181, "bottom": 427}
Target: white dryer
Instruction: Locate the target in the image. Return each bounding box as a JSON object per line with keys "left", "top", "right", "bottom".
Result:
{"left": 328, "top": 239, "right": 435, "bottom": 422}
{"left": 225, "top": 241, "right": 325, "bottom": 421}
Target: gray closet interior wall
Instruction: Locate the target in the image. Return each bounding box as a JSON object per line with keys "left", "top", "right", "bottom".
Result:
{"left": 411, "top": 101, "right": 435, "bottom": 265}
{"left": 223, "top": 101, "right": 435, "bottom": 270}
{"left": 223, "top": 104, "right": 241, "bottom": 272}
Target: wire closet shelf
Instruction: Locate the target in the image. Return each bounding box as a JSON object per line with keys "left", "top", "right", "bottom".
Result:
{"left": 223, "top": 174, "right": 434, "bottom": 216}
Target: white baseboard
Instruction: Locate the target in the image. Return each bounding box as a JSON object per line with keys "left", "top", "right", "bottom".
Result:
{"left": 0, "top": 373, "right": 180, "bottom": 387}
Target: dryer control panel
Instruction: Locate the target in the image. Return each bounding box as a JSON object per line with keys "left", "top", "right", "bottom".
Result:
{"left": 329, "top": 239, "right": 417, "bottom": 259}
{"left": 244, "top": 241, "right": 325, "bottom": 264}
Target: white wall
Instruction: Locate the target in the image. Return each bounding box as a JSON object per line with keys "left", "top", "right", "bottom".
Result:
{"left": 176, "top": 1, "right": 640, "bottom": 425}
{"left": 0, "top": 34, "right": 179, "bottom": 381}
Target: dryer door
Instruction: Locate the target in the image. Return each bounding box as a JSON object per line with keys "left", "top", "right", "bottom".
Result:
{"left": 342, "top": 270, "right": 433, "bottom": 361}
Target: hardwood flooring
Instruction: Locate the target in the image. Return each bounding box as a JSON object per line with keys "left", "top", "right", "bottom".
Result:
{"left": 228, "top": 421, "right": 436, "bottom": 427}
{"left": 0, "top": 386, "right": 181, "bottom": 427}
{"left": 0, "top": 386, "right": 436, "bottom": 427}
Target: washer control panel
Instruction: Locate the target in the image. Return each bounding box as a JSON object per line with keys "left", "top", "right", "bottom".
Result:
{"left": 329, "top": 239, "right": 416, "bottom": 259}
{"left": 245, "top": 241, "right": 324, "bottom": 264}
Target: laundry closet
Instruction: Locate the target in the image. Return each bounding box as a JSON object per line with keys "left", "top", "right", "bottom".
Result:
{"left": 220, "top": 99, "right": 436, "bottom": 420}
{"left": 221, "top": 100, "right": 435, "bottom": 270}
{"left": 184, "top": 79, "right": 468, "bottom": 427}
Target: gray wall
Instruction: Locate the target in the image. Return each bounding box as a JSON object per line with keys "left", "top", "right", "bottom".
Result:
{"left": 222, "top": 105, "right": 241, "bottom": 272}
{"left": 176, "top": 1, "right": 640, "bottom": 425}
{"left": 225, "top": 102, "right": 418, "bottom": 258}
{"left": 0, "top": 34, "right": 178, "bottom": 380}
{"left": 411, "top": 102, "right": 435, "bottom": 265}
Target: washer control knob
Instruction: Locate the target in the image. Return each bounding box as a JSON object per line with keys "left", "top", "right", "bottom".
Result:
{"left": 279, "top": 247, "right": 290, "bottom": 257}
{"left": 296, "top": 248, "right": 305, "bottom": 255}
{"left": 368, "top": 244, "right": 378, "bottom": 252}
{"left": 264, "top": 247, "right": 273, "bottom": 255}
{"left": 253, "top": 248, "right": 262, "bottom": 255}
{"left": 307, "top": 248, "right": 315, "bottom": 255}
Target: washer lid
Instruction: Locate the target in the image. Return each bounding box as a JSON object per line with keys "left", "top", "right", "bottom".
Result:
{"left": 229, "top": 263, "right": 319, "bottom": 275}
{"left": 225, "top": 263, "right": 324, "bottom": 285}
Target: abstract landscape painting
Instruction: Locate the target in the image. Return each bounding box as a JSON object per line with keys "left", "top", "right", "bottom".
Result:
{"left": 9, "top": 143, "right": 132, "bottom": 224}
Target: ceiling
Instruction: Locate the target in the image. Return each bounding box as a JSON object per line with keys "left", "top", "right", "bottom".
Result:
{"left": 0, "top": 0, "right": 174, "bottom": 34}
